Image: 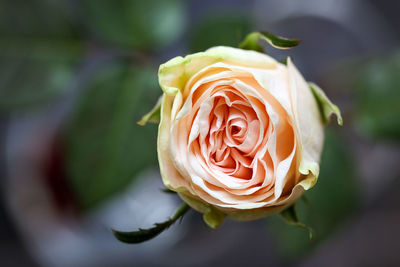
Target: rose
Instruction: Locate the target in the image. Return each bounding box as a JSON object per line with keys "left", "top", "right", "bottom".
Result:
{"left": 157, "top": 46, "right": 341, "bottom": 228}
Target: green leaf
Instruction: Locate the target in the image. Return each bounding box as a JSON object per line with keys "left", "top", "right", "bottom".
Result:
{"left": 189, "top": 12, "right": 252, "bottom": 53}
{"left": 137, "top": 94, "right": 162, "bottom": 126}
{"left": 239, "top": 31, "right": 300, "bottom": 52}
{"left": 0, "top": 0, "right": 79, "bottom": 39}
{"left": 309, "top": 82, "right": 343, "bottom": 126}
{"left": 65, "top": 62, "right": 160, "bottom": 210}
{"left": 112, "top": 203, "right": 190, "bottom": 244}
{"left": 280, "top": 204, "right": 314, "bottom": 241}
{"left": 81, "top": 0, "right": 185, "bottom": 50}
{"left": 0, "top": 54, "right": 79, "bottom": 113}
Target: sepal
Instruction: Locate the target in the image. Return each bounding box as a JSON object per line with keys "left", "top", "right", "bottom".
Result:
{"left": 280, "top": 204, "right": 314, "bottom": 241}
{"left": 137, "top": 95, "right": 163, "bottom": 126}
{"left": 309, "top": 82, "right": 343, "bottom": 126}
{"left": 239, "top": 31, "right": 300, "bottom": 52}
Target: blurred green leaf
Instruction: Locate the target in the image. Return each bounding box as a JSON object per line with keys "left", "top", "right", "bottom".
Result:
{"left": 354, "top": 52, "right": 400, "bottom": 140}
{"left": 81, "top": 0, "right": 185, "bottom": 50}
{"left": 0, "top": 55, "right": 79, "bottom": 112}
{"left": 189, "top": 12, "right": 252, "bottom": 53}
{"left": 0, "top": 0, "right": 79, "bottom": 39}
{"left": 268, "top": 129, "right": 360, "bottom": 263}
{"left": 65, "top": 62, "right": 160, "bottom": 210}
{"left": 0, "top": 0, "right": 82, "bottom": 113}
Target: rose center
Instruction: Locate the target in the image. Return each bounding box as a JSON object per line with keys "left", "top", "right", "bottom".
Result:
{"left": 231, "top": 125, "right": 241, "bottom": 136}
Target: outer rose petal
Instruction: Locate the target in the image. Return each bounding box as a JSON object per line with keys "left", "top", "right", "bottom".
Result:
{"left": 158, "top": 94, "right": 192, "bottom": 192}
{"left": 158, "top": 46, "right": 278, "bottom": 96}
{"left": 287, "top": 58, "right": 324, "bottom": 181}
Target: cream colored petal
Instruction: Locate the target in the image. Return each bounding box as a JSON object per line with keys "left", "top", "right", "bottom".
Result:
{"left": 157, "top": 94, "right": 192, "bottom": 192}
{"left": 158, "top": 46, "right": 278, "bottom": 96}
{"left": 197, "top": 62, "right": 295, "bottom": 121}
{"left": 287, "top": 57, "right": 324, "bottom": 179}
{"left": 223, "top": 178, "right": 305, "bottom": 221}
{"left": 273, "top": 139, "right": 297, "bottom": 198}
{"left": 202, "top": 173, "right": 314, "bottom": 222}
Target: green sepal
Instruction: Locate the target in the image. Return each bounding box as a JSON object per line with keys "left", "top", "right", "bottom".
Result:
{"left": 160, "top": 188, "right": 177, "bottom": 194}
{"left": 112, "top": 203, "right": 190, "bottom": 244}
{"left": 239, "top": 31, "right": 300, "bottom": 52}
{"left": 279, "top": 58, "right": 288, "bottom": 65}
{"left": 137, "top": 94, "right": 163, "bottom": 126}
{"left": 280, "top": 204, "right": 314, "bottom": 241}
{"left": 203, "top": 207, "right": 226, "bottom": 229}
{"left": 308, "top": 82, "right": 343, "bottom": 126}
{"left": 178, "top": 193, "right": 226, "bottom": 228}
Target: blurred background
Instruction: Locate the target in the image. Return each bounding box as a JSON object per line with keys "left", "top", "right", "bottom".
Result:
{"left": 0, "top": 0, "right": 399, "bottom": 266}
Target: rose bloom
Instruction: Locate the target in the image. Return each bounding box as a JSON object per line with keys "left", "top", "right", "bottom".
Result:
{"left": 157, "top": 47, "right": 341, "bottom": 227}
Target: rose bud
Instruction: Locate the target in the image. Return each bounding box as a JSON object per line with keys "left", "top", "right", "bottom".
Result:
{"left": 156, "top": 46, "right": 342, "bottom": 228}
